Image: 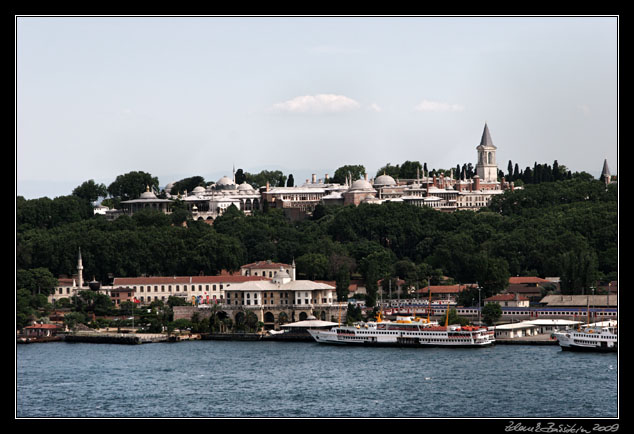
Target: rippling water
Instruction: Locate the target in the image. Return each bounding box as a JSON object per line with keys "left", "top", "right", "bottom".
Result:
{"left": 16, "top": 340, "right": 618, "bottom": 418}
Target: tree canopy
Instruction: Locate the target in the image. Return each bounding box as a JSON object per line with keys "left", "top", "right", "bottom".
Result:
{"left": 17, "top": 171, "right": 617, "bottom": 306}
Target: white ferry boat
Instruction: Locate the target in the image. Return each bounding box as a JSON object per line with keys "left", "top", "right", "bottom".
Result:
{"left": 308, "top": 313, "right": 495, "bottom": 348}
{"left": 553, "top": 321, "right": 617, "bottom": 352}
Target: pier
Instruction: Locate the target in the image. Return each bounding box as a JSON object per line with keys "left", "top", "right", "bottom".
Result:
{"left": 63, "top": 331, "right": 176, "bottom": 344}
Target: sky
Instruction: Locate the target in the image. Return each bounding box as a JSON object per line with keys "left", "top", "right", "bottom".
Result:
{"left": 16, "top": 16, "right": 618, "bottom": 199}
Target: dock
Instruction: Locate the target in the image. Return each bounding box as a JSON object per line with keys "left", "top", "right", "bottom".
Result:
{"left": 63, "top": 331, "right": 184, "bottom": 344}
{"left": 494, "top": 334, "right": 559, "bottom": 345}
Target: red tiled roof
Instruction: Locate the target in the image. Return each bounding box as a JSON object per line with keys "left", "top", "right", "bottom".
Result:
{"left": 190, "top": 275, "right": 269, "bottom": 283}
{"left": 241, "top": 261, "right": 290, "bottom": 269}
{"left": 417, "top": 285, "right": 475, "bottom": 294}
{"left": 25, "top": 324, "right": 60, "bottom": 329}
{"left": 485, "top": 294, "right": 529, "bottom": 302}
{"left": 113, "top": 275, "right": 270, "bottom": 286}
{"left": 509, "top": 276, "right": 549, "bottom": 284}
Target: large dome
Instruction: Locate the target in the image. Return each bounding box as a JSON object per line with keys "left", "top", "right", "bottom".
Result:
{"left": 350, "top": 179, "right": 374, "bottom": 191}
{"left": 237, "top": 181, "right": 254, "bottom": 191}
{"left": 374, "top": 174, "right": 397, "bottom": 186}
{"left": 216, "top": 176, "right": 236, "bottom": 190}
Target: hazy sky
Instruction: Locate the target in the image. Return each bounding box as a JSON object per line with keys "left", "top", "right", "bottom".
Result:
{"left": 16, "top": 16, "right": 618, "bottom": 199}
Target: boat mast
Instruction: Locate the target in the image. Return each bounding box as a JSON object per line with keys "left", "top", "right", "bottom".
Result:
{"left": 444, "top": 304, "right": 450, "bottom": 328}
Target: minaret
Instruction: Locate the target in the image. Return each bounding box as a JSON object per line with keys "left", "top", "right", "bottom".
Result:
{"left": 291, "top": 259, "right": 296, "bottom": 281}
{"left": 77, "top": 247, "right": 84, "bottom": 288}
{"left": 476, "top": 123, "right": 498, "bottom": 183}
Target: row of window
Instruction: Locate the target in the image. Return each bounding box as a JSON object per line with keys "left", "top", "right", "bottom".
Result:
{"left": 132, "top": 284, "right": 224, "bottom": 293}
{"left": 54, "top": 283, "right": 225, "bottom": 296}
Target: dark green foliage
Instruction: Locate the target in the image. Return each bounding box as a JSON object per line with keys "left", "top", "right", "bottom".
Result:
{"left": 16, "top": 177, "right": 617, "bottom": 299}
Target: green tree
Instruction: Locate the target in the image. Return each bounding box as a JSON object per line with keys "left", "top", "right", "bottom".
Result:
{"left": 107, "top": 171, "right": 159, "bottom": 201}
{"left": 399, "top": 160, "right": 423, "bottom": 179}
{"left": 332, "top": 164, "right": 366, "bottom": 185}
{"left": 296, "top": 253, "right": 329, "bottom": 280}
{"left": 243, "top": 170, "right": 286, "bottom": 189}
{"left": 73, "top": 179, "right": 108, "bottom": 203}
{"left": 168, "top": 176, "right": 206, "bottom": 195}
{"left": 375, "top": 163, "right": 400, "bottom": 179}
{"left": 482, "top": 303, "right": 502, "bottom": 326}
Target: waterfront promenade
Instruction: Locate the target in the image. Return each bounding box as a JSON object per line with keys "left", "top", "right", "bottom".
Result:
{"left": 27, "top": 329, "right": 559, "bottom": 345}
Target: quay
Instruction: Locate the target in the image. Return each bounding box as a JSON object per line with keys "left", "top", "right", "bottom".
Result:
{"left": 61, "top": 331, "right": 201, "bottom": 344}
{"left": 494, "top": 334, "right": 558, "bottom": 345}
{"left": 201, "top": 331, "right": 313, "bottom": 342}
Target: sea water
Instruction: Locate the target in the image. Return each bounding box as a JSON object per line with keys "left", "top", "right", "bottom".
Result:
{"left": 16, "top": 340, "right": 618, "bottom": 419}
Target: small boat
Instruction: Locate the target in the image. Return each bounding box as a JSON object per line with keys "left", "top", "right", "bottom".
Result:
{"left": 553, "top": 321, "right": 617, "bottom": 352}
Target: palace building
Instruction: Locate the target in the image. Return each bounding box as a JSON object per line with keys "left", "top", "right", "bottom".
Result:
{"left": 103, "top": 123, "right": 586, "bottom": 220}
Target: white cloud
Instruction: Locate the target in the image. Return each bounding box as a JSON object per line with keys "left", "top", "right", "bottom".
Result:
{"left": 414, "top": 99, "right": 465, "bottom": 112}
{"left": 368, "top": 103, "right": 382, "bottom": 112}
{"left": 270, "top": 94, "right": 361, "bottom": 114}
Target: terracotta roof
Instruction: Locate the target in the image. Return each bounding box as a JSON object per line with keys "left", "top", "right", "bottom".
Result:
{"left": 25, "top": 324, "right": 60, "bottom": 329}
{"left": 113, "top": 275, "right": 270, "bottom": 286}
{"left": 509, "top": 276, "right": 550, "bottom": 284}
{"left": 506, "top": 284, "right": 544, "bottom": 293}
{"left": 190, "top": 275, "right": 269, "bottom": 283}
{"left": 241, "top": 261, "right": 290, "bottom": 269}
{"left": 417, "top": 285, "right": 474, "bottom": 294}
{"left": 485, "top": 294, "right": 529, "bottom": 302}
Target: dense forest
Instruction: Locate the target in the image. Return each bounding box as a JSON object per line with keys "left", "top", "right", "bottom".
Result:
{"left": 16, "top": 162, "right": 618, "bottom": 302}
{"left": 16, "top": 168, "right": 617, "bottom": 308}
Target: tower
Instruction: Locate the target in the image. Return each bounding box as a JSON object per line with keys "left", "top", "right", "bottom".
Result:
{"left": 476, "top": 123, "right": 498, "bottom": 183}
{"left": 77, "top": 247, "right": 84, "bottom": 288}
{"left": 601, "top": 159, "right": 611, "bottom": 187}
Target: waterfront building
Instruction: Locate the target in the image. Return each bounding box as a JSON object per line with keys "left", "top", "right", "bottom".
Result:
{"left": 223, "top": 267, "right": 340, "bottom": 329}
{"left": 494, "top": 322, "right": 539, "bottom": 339}
{"left": 111, "top": 274, "right": 269, "bottom": 305}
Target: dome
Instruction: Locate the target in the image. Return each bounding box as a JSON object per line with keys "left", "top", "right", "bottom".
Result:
{"left": 237, "top": 182, "right": 254, "bottom": 191}
{"left": 374, "top": 174, "right": 396, "bottom": 186}
{"left": 216, "top": 176, "right": 236, "bottom": 190}
{"left": 139, "top": 186, "right": 157, "bottom": 200}
{"left": 192, "top": 186, "right": 206, "bottom": 194}
{"left": 350, "top": 179, "right": 374, "bottom": 191}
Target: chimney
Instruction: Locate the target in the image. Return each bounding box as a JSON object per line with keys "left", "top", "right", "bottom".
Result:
{"left": 312, "top": 174, "right": 316, "bottom": 184}
{"left": 473, "top": 175, "right": 480, "bottom": 191}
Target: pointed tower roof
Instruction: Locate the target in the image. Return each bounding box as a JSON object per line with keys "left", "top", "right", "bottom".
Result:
{"left": 477, "top": 123, "right": 496, "bottom": 150}
{"left": 601, "top": 159, "right": 611, "bottom": 177}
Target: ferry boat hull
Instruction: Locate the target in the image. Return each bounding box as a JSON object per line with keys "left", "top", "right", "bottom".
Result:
{"left": 308, "top": 326, "right": 495, "bottom": 348}
{"left": 553, "top": 326, "right": 617, "bottom": 353}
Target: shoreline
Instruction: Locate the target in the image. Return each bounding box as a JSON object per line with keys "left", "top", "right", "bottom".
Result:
{"left": 18, "top": 330, "right": 559, "bottom": 345}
